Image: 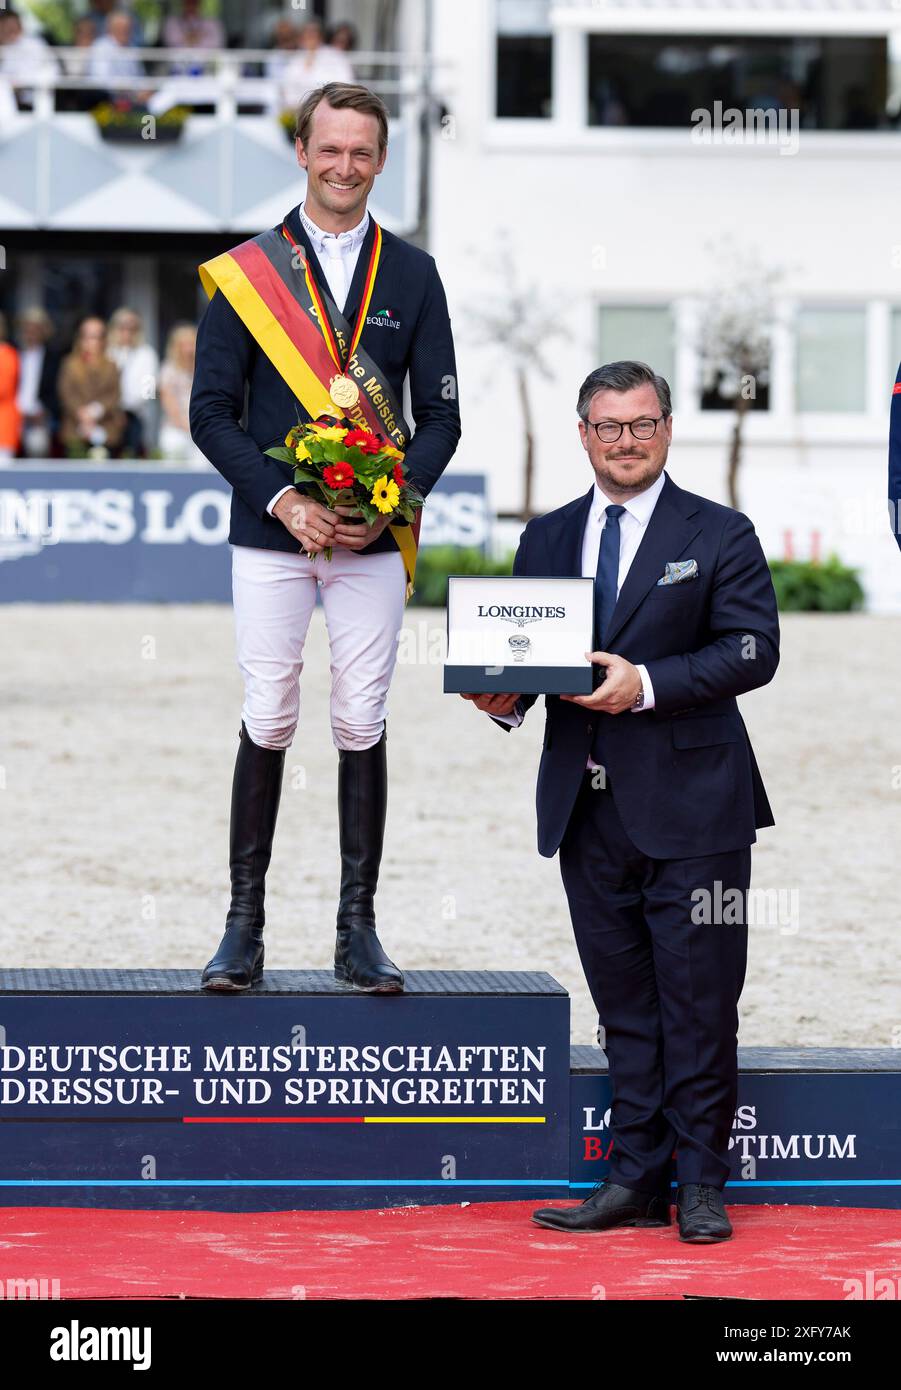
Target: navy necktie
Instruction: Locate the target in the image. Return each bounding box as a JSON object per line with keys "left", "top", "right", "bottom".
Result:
{"left": 591, "top": 504, "right": 625, "bottom": 770}
{"left": 594, "top": 504, "right": 625, "bottom": 649}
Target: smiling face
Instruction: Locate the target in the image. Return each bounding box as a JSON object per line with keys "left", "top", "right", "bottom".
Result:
{"left": 296, "top": 100, "right": 386, "bottom": 232}
{"left": 578, "top": 382, "right": 672, "bottom": 500}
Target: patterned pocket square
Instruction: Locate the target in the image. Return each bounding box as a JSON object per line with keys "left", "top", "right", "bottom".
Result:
{"left": 657, "top": 559, "right": 698, "bottom": 586}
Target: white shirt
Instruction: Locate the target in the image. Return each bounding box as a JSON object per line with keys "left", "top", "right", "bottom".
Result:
{"left": 267, "top": 202, "right": 370, "bottom": 517}
{"left": 16, "top": 344, "right": 44, "bottom": 415}
{"left": 497, "top": 471, "right": 666, "bottom": 753}
{"left": 278, "top": 46, "right": 355, "bottom": 113}
{"left": 108, "top": 342, "right": 160, "bottom": 414}
{"left": 88, "top": 35, "right": 143, "bottom": 83}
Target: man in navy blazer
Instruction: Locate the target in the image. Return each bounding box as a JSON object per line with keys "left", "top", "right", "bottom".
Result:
{"left": 462, "top": 360, "right": 778, "bottom": 1242}
{"left": 190, "top": 83, "right": 460, "bottom": 998}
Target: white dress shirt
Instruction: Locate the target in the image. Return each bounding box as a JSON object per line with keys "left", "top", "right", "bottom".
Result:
{"left": 267, "top": 201, "right": 370, "bottom": 517}
{"left": 16, "top": 345, "right": 44, "bottom": 415}
{"left": 496, "top": 471, "right": 666, "bottom": 756}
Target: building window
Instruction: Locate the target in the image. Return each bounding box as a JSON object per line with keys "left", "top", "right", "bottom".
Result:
{"left": 598, "top": 305, "right": 676, "bottom": 402}
{"left": 796, "top": 308, "right": 867, "bottom": 412}
{"left": 586, "top": 34, "right": 889, "bottom": 130}
{"left": 496, "top": 0, "right": 552, "bottom": 118}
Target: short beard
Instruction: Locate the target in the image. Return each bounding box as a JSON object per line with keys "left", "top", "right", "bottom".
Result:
{"left": 594, "top": 456, "right": 665, "bottom": 497}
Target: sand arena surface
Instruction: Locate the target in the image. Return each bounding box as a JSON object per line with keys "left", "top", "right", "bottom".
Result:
{"left": 2, "top": 605, "right": 898, "bottom": 1048}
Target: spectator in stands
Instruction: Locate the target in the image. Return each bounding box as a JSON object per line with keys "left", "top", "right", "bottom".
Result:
{"left": 164, "top": 0, "right": 224, "bottom": 78}
{"left": 0, "top": 312, "right": 22, "bottom": 463}
{"left": 57, "top": 316, "right": 125, "bottom": 458}
{"left": 108, "top": 307, "right": 159, "bottom": 458}
{"left": 278, "top": 18, "right": 353, "bottom": 113}
{"left": 264, "top": 17, "right": 298, "bottom": 84}
{"left": 85, "top": 0, "right": 147, "bottom": 46}
{"left": 159, "top": 323, "right": 207, "bottom": 466}
{"left": 0, "top": 8, "right": 59, "bottom": 110}
{"left": 57, "top": 17, "right": 107, "bottom": 113}
{"left": 327, "top": 22, "right": 358, "bottom": 55}
{"left": 14, "top": 307, "right": 61, "bottom": 457}
{"left": 164, "top": 0, "right": 224, "bottom": 52}
{"left": 88, "top": 9, "right": 151, "bottom": 103}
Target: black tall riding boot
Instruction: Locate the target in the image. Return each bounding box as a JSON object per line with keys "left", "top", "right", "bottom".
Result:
{"left": 334, "top": 725, "right": 404, "bottom": 993}
{"left": 201, "top": 722, "right": 286, "bottom": 992}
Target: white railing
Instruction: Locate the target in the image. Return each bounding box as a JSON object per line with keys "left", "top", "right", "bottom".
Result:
{"left": 3, "top": 45, "right": 447, "bottom": 120}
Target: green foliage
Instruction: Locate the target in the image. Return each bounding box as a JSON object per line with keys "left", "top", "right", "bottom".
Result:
{"left": 410, "top": 546, "right": 515, "bottom": 607}
{"left": 768, "top": 556, "right": 864, "bottom": 612}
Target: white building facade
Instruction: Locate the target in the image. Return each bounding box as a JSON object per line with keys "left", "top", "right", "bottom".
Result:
{"left": 427, "top": 0, "right": 901, "bottom": 610}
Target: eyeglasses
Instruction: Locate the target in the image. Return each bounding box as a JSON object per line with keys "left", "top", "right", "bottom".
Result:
{"left": 587, "top": 415, "right": 666, "bottom": 443}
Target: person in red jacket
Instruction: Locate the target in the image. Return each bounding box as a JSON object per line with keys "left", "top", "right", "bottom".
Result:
{"left": 0, "top": 312, "right": 22, "bottom": 459}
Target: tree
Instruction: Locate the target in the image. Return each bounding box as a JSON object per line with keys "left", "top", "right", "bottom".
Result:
{"left": 465, "top": 232, "right": 569, "bottom": 520}
{"left": 695, "top": 246, "right": 784, "bottom": 510}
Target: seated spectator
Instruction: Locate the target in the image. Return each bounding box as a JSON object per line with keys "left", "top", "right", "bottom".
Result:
{"left": 108, "top": 307, "right": 159, "bottom": 458}
{"left": 0, "top": 312, "right": 22, "bottom": 463}
{"left": 164, "top": 0, "right": 224, "bottom": 76}
{"left": 88, "top": 9, "right": 152, "bottom": 104}
{"left": 15, "top": 306, "right": 61, "bottom": 457}
{"left": 278, "top": 19, "right": 353, "bottom": 113}
{"left": 159, "top": 323, "right": 207, "bottom": 467}
{"left": 86, "top": 0, "right": 146, "bottom": 47}
{"left": 327, "top": 22, "right": 358, "bottom": 55}
{"left": 57, "top": 316, "right": 125, "bottom": 458}
{"left": 263, "top": 17, "right": 297, "bottom": 83}
{"left": 57, "top": 17, "right": 107, "bottom": 113}
{"left": 0, "top": 8, "right": 59, "bottom": 110}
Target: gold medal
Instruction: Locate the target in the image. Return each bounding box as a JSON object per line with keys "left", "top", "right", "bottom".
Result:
{"left": 329, "top": 374, "right": 360, "bottom": 409}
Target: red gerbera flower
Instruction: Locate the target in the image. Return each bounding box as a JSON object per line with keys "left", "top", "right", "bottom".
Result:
{"left": 323, "top": 460, "right": 355, "bottom": 489}
{"left": 344, "top": 428, "right": 381, "bottom": 455}
{"left": 392, "top": 462, "right": 404, "bottom": 487}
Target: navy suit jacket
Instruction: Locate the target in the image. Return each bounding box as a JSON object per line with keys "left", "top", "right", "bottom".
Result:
{"left": 495, "top": 472, "right": 780, "bottom": 860}
{"left": 189, "top": 202, "right": 461, "bottom": 556}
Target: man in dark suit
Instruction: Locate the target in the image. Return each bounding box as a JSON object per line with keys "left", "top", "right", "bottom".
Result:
{"left": 462, "top": 360, "right": 778, "bottom": 1242}
{"left": 190, "top": 82, "right": 460, "bottom": 996}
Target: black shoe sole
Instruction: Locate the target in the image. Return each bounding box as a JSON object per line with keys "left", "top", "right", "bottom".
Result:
{"left": 200, "top": 966, "right": 263, "bottom": 993}
{"left": 531, "top": 1214, "right": 671, "bottom": 1232}
{"left": 678, "top": 1230, "right": 732, "bottom": 1243}
{"left": 333, "top": 968, "right": 404, "bottom": 994}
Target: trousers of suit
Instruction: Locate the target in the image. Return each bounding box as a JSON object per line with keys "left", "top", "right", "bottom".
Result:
{"left": 231, "top": 542, "right": 406, "bottom": 751}
{"left": 559, "top": 771, "right": 750, "bottom": 1193}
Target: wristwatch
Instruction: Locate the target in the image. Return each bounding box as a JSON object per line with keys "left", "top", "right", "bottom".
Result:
{"left": 631, "top": 685, "right": 645, "bottom": 710}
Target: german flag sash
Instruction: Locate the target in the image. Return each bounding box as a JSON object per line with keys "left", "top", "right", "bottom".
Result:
{"left": 197, "top": 216, "right": 421, "bottom": 599}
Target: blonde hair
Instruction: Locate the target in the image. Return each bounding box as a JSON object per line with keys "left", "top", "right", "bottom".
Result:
{"left": 109, "top": 306, "right": 146, "bottom": 345}
{"left": 164, "top": 322, "right": 196, "bottom": 364}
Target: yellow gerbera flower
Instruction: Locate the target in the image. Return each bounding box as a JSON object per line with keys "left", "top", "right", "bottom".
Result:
{"left": 371, "top": 476, "right": 400, "bottom": 514}
{"left": 294, "top": 441, "right": 310, "bottom": 462}
{"left": 311, "top": 424, "right": 347, "bottom": 441}
{"left": 382, "top": 444, "right": 405, "bottom": 461}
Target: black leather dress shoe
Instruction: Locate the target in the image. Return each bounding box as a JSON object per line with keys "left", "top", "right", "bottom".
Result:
{"left": 676, "top": 1184, "right": 733, "bottom": 1242}
{"left": 532, "top": 1180, "right": 672, "bottom": 1233}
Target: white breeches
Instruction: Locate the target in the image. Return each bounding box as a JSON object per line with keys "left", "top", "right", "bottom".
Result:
{"left": 231, "top": 543, "right": 407, "bottom": 752}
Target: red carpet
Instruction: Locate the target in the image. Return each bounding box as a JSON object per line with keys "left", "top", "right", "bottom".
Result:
{"left": 1, "top": 1203, "right": 898, "bottom": 1300}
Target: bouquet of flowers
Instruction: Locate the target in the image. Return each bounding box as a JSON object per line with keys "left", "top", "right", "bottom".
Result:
{"left": 264, "top": 415, "right": 423, "bottom": 561}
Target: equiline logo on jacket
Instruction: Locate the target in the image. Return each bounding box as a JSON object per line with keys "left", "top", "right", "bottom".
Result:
{"left": 366, "top": 307, "right": 401, "bottom": 329}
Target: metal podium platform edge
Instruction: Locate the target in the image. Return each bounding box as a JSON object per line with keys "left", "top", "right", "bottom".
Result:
{"left": 570, "top": 1045, "right": 901, "bottom": 1074}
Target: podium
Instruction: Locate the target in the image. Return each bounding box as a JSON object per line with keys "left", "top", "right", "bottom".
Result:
{"left": 2, "top": 969, "right": 898, "bottom": 1212}
{"left": 0, "top": 969, "right": 570, "bottom": 1211}
{"left": 571, "top": 1045, "right": 901, "bottom": 1208}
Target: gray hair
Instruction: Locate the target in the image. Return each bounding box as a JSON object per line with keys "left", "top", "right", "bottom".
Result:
{"left": 577, "top": 360, "right": 672, "bottom": 421}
